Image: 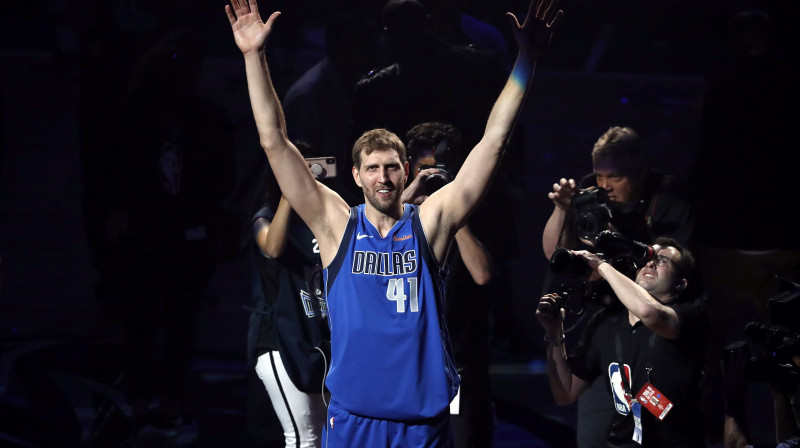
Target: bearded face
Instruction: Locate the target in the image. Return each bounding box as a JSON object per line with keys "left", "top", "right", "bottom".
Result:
{"left": 353, "top": 148, "right": 409, "bottom": 216}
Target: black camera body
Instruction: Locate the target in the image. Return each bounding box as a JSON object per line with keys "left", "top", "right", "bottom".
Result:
{"left": 549, "top": 248, "right": 592, "bottom": 278}
{"left": 417, "top": 138, "right": 457, "bottom": 195}
{"left": 550, "top": 230, "right": 655, "bottom": 279}
{"left": 424, "top": 163, "right": 453, "bottom": 195}
{"left": 725, "top": 279, "right": 800, "bottom": 392}
{"left": 556, "top": 280, "right": 622, "bottom": 316}
{"left": 723, "top": 327, "right": 800, "bottom": 393}
{"left": 549, "top": 231, "right": 655, "bottom": 313}
{"left": 594, "top": 230, "right": 655, "bottom": 267}
{"left": 571, "top": 187, "right": 614, "bottom": 240}
{"left": 570, "top": 187, "right": 647, "bottom": 241}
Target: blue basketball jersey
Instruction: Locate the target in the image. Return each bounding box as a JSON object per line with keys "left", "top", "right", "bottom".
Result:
{"left": 323, "top": 204, "right": 460, "bottom": 420}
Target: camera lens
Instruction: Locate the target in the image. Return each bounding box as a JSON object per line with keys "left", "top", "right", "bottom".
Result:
{"left": 574, "top": 212, "right": 603, "bottom": 241}
{"left": 309, "top": 163, "right": 326, "bottom": 179}
{"left": 550, "top": 248, "right": 591, "bottom": 277}
{"left": 424, "top": 172, "right": 449, "bottom": 195}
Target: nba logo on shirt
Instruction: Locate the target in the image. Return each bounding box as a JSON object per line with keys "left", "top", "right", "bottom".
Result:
{"left": 608, "top": 362, "right": 632, "bottom": 415}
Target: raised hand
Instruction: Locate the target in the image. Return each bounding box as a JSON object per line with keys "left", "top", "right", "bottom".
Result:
{"left": 506, "top": 0, "right": 564, "bottom": 58}
{"left": 400, "top": 170, "right": 431, "bottom": 206}
{"left": 548, "top": 177, "right": 577, "bottom": 211}
{"left": 224, "top": 0, "right": 281, "bottom": 55}
{"left": 573, "top": 250, "right": 606, "bottom": 282}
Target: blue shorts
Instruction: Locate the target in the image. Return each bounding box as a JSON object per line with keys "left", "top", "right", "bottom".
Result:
{"left": 323, "top": 400, "right": 452, "bottom": 448}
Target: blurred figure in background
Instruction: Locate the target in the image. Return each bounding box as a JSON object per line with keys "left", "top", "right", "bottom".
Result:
{"left": 282, "top": 11, "right": 380, "bottom": 206}
{"left": 103, "top": 28, "right": 236, "bottom": 443}
{"left": 720, "top": 294, "right": 800, "bottom": 448}
{"left": 691, "top": 7, "right": 800, "bottom": 443}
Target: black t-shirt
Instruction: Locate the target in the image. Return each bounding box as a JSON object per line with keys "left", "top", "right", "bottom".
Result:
{"left": 569, "top": 303, "right": 708, "bottom": 448}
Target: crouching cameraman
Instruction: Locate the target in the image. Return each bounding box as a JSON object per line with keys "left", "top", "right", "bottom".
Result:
{"left": 536, "top": 237, "right": 708, "bottom": 447}
{"left": 721, "top": 302, "right": 800, "bottom": 448}
{"left": 722, "top": 342, "right": 800, "bottom": 448}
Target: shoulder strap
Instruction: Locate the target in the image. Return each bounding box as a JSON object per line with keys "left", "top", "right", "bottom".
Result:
{"left": 615, "top": 330, "right": 633, "bottom": 399}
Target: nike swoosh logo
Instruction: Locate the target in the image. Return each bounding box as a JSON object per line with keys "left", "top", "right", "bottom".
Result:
{"left": 356, "top": 233, "right": 373, "bottom": 240}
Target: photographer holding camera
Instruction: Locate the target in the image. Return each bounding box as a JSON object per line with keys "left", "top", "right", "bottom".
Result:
{"left": 721, "top": 341, "right": 800, "bottom": 448}
{"left": 536, "top": 237, "right": 708, "bottom": 447}
{"left": 720, "top": 286, "right": 800, "bottom": 448}
{"left": 542, "top": 126, "right": 694, "bottom": 261}
{"left": 541, "top": 126, "right": 696, "bottom": 447}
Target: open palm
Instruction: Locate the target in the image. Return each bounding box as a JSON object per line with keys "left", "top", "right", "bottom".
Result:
{"left": 225, "top": 0, "right": 280, "bottom": 55}
{"left": 507, "top": 0, "right": 564, "bottom": 58}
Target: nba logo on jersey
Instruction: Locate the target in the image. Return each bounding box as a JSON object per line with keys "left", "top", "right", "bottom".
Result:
{"left": 608, "top": 362, "right": 632, "bottom": 415}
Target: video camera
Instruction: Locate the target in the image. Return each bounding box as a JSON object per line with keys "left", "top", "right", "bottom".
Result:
{"left": 550, "top": 230, "right": 655, "bottom": 279}
{"left": 549, "top": 231, "right": 655, "bottom": 314}
{"left": 570, "top": 187, "right": 646, "bottom": 241}
{"left": 723, "top": 278, "right": 800, "bottom": 393}
{"left": 555, "top": 280, "right": 621, "bottom": 316}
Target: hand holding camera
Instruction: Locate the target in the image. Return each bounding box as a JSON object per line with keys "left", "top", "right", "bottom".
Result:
{"left": 401, "top": 167, "right": 452, "bottom": 205}
{"left": 536, "top": 293, "right": 566, "bottom": 334}
{"left": 305, "top": 156, "right": 337, "bottom": 180}
{"left": 550, "top": 231, "right": 655, "bottom": 278}
{"left": 572, "top": 250, "right": 608, "bottom": 276}
{"left": 422, "top": 166, "right": 453, "bottom": 195}
{"left": 548, "top": 177, "right": 578, "bottom": 211}
{"left": 722, "top": 281, "right": 800, "bottom": 395}
{"left": 569, "top": 186, "right": 647, "bottom": 242}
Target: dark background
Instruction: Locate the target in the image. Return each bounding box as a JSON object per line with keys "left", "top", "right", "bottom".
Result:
{"left": 0, "top": 0, "right": 789, "bottom": 446}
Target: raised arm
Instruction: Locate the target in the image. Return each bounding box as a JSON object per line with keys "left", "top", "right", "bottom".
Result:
{"left": 542, "top": 177, "right": 579, "bottom": 259}
{"left": 253, "top": 196, "right": 291, "bottom": 258}
{"left": 454, "top": 224, "right": 494, "bottom": 286}
{"left": 576, "top": 250, "right": 681, "bottom": 339}
{"left": 226, "top": 0, "right": 348, "bottom": 264}
{"left": 402, "top": 169, "right": 493, "bottom": 283}
{"left": 419, "top": 0, "right": 564, "bottom": 259}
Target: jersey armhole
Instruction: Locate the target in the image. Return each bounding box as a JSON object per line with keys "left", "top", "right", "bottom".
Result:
{"left": 325, "top": 206, "right": 358, "bottom": 288}
{"left": 412, "top": 209, "right": 443, "bottom": 273}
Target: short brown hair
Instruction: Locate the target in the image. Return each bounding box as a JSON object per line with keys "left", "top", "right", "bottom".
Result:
{"left": 591, "top": 126, "right": 646, "bottom": 179}
{"left": 352, "top": 128, "right": 407, "bottom": 169}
